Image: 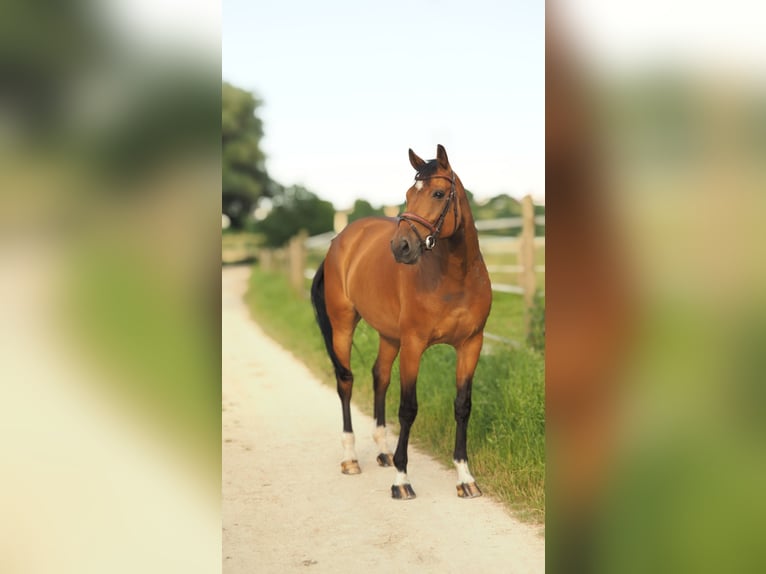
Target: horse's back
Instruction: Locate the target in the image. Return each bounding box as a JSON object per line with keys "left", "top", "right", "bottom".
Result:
{"left": 324, "top": 217, "right": 402, "bottom": 337}
{"left": 326, "top": 216, "right": 397, "bottom": 272}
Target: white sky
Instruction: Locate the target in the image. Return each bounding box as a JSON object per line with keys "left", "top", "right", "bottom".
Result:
{"left": 223, "top": 0, "right": 544, "bottom": 210}
{"left": 99, "top": 1, "right": 765, "bottom": 211}
{"left": 558, "top": 1, "right": 766, "bottom": 75}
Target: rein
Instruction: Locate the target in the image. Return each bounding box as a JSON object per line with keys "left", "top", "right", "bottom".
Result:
{"left": 397, "top": 171, "right": 458, "bottom": 250}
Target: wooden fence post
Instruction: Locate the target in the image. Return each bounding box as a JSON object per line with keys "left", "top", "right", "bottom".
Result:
{"left": 334, "top": 211, "right": 349, "bottom": 234}
{"left": 519, "top": 195, "right": 537, "bottom": 337}
{"left": 288, "top": 230, "right": 308, "bottom": 296}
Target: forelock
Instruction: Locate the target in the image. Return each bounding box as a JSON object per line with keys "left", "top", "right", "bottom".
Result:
{"left": 415, "top": 159, "right": 439, "bottom": 180}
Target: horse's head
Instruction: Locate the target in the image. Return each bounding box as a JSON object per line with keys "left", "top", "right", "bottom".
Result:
{"left": 391, "top": 144, "right": 461, "bottom": 264}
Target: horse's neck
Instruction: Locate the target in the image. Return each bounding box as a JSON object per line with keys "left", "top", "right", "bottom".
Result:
{"left": 444, "top": 193, "right": 484, "bottom": 273}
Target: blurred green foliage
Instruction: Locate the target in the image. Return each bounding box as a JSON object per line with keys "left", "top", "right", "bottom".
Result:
{"left": 348, "top": 198, "right": 385, "bottom": 222}
{"left": 253, "top": 184, "right": 334, "bottom": 247}
{"left": 66, "top": 242, "right": 220, "bottom": 464}
{"left": 222, "top": 82, "right": 272, "bottom": 228}
{"left": 1, "top": 1, "right": 221, "bottom": 571}
{"left": 473, "top": 193, "right": 522, "bottom": 219}
{"left": 0, "top": 0, "right": 99, "bottom": 137}
{"left": 545, "top": 56, "right": 766, "bottom": 572}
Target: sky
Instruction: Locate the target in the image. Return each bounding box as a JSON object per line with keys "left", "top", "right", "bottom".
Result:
{"left": 95, "top": 0, "right": 765, "bottom": 212}
{"left": 558, "top": 0, "right": 766, "bottom": 74}
{"left": 223, "top": 0, "right": 544, "bottom": 210}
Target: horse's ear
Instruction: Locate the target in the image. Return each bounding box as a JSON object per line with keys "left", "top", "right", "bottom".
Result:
{"left": 436, "top": 144, "right": 450, "bottom": 170}
{"left": 409, "top": 148, "right": 426, "bottom": 171}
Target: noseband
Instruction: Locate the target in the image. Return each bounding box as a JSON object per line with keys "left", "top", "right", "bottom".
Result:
{"left": 397, "top": 171, "right": 458, "bottom": 250}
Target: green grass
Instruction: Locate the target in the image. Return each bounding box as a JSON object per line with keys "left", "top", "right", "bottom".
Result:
{"left": 485, "top": 291, "right": 527, "bottom": 343}
{"left": 245, "top": 265, "right": 545, "bottom": 522}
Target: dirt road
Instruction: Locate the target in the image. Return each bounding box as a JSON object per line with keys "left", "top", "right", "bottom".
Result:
{"left": 222, "top": 266, "right": 544, "bottom": 573}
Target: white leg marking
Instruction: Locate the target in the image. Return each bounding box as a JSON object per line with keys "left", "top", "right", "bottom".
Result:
{"left": 341, "top": 432, "right": 357, "bottom": 461}
{"left": 393, "top": 471, "right": 410, "bottom": 486}
{"left": 454, "top": 460, "right": 476, "bottom": 485}
{"left": 372, "top": 425, "right": 390, "bottom": 453}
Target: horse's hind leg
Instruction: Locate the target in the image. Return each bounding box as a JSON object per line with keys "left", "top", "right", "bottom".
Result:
{"left": 312, "top": 258, "right": 362, "bottom": 474}
{"left": 330, "top": 305, "right": 361, "bottom": 475}
{"left": 372, "top": 336, "right": 399, "bottom": 467}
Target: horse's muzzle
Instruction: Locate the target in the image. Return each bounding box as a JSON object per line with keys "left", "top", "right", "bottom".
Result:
{"left": 390, "top": 236, "right": 422, "bottom": 265}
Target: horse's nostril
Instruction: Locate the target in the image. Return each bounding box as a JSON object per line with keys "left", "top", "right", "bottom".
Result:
{"left": 400, "top": 239, "right": 410, "bottom": 253}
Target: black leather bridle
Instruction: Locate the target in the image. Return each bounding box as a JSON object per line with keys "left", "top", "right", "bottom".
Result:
{"left": 397, "top": 171, "right": 458, "bottom": 250}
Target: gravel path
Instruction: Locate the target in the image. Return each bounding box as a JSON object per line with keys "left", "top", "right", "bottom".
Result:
{"left": 222, "top": 266, "right": 544, "bottom": 573}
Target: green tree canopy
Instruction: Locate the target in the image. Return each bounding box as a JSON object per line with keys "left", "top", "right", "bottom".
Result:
{"left": 255, "top": 185, "right": 334, "bottom": 247}
{"left": 348, "top": 199, "right": 384, "bottom": 222}
{"left": 472, "top": 193, "right": 522, "bottom": 220}
{"left": 222, "top": 82, "right": 271, "bottom": 229}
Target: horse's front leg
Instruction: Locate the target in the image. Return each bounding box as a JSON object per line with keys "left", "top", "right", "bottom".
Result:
{"left": 454, "top": 334, "right": 484, "bottom": 498}
{"left": 390, "top": 341, "right": 424, "bottom": 500}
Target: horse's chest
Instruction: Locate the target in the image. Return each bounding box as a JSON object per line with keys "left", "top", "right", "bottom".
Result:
{"left": 399, "top": 261, "right": 491, "bottom": 344}
{"left": 422, "top": 291, "right": 489, "bottom": 344}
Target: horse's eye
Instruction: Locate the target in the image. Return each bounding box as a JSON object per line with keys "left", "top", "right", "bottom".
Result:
{"left": 432, "top": 190, "right": 445, "bottom": 199}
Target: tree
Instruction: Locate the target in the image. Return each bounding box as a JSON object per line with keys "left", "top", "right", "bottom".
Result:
{"left": 222, "top": 82, "right": 271, "bottom": 229}
{"left": 255, "top": 185, "right": 334, "bottom": 247}
{"left": 481, "top": 193, "right": 522, "bottom": 218}
{"left": 348, "top": 199, "right": 384, "bottom": 222}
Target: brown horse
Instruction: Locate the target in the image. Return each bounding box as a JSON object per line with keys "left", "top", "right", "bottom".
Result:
{"left": 310, "top": 145, "right": 492, "bottom": 499}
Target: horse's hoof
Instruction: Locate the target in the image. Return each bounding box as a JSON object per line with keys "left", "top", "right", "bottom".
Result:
{"left": 376, "top": 453, "right": 394, "bottom": 467}
{"left": 391, "top": 484, "right": 416, "bottom": 500}
{"left": 456, "top": 482, "right": 483, "bottom": 498}
{"left": 341, "top": 460, "right": 361, "bottom": 475}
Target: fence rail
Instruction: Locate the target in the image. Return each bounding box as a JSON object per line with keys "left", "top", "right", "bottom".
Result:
{"left": 474, "top": 215, "right": 545, "bottom": 231}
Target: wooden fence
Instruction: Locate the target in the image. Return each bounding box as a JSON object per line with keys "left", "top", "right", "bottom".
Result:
{"left": 258, "top": 195, "right": 544, "bottom": 343}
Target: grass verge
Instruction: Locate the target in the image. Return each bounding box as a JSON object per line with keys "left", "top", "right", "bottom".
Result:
{"left": 244, "top": 265, "right": 545, "bottom": 522}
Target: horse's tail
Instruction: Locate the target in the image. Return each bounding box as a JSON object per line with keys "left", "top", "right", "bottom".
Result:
{"left": 311, "top": 259, "right": 351, "bottom": 380}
